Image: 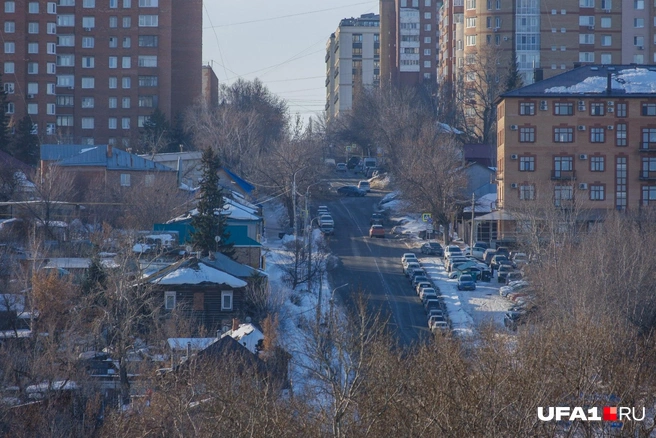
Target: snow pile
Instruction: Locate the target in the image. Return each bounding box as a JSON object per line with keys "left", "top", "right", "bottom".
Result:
{"left": 545, "top": 68, "right": 656, "bottom": 94}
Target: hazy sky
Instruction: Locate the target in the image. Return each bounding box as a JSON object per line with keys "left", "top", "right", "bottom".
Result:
{"left": 201, "top": 0, "right": 379, "bottom": 122}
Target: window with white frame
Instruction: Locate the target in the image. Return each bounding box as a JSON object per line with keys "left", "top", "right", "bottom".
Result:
{"left": 47, "top": 62, "right": 56, "bottom": 74}
{"left": 109, "top": 77, "right": 117, "bottom": 88}
{"left": 47, "top": 22, "right": 56, "bottom": 34}
{"left": 465, "top": 35, "right": 476, "bottom": 46}
{"left": 28, "top": 43, "right": 38, "bottom": 54}
{"left": 138, "top": 55, "right": 157, "bottom": 67}
{"left": 122, "top": 97, "right": 130, "bottom": 108}
{"left": 57, "top": 115, "right": 73, "bottom": 126}
{"left": 634, "top": 18, "right": 644, "bottom": 28}
{"left": 124, "top": 0, "right": 132, "bottom": 6}
{"left": 82, "top": 56, "right": 94, "bottom": 68}
{"left": 81, "top": 77, "right": 94, "bottom": 88}
{"left": 81, "top": 97, "right": 94, "bottom": 108}
{"left": 57, "top": 54, "right": 74, "bottom": 66}
{"left": 109, "top": 57, "right": 117, "bottom": 68}
{"left": 58, "top": 35, "right": 74, "bottom": 46}
{"left": 46, "top": 103, "right": 55, "bottom": 115}
{"left": 164, "top": 291, "right": 175, "bottom": 309}
{"left": 108, "top": 117, "right": 117, "bottom": 129}
{"left": 57, "top": 14, "right": 74, "bottom": 26}
{"left": 47, "top": 83, "right": 55, "bottom": 94}
{"left": 59, "top": 0, "right": 74, "bottom": 5}
{"left": 27, "top": 83, "right": 38, "bottom": 94}
{"left": 121, "top": 117, "right": 130, "bottom": 129}
{"left": 579, "top": 52, "right": 594, "bottom": 62}
{"left": 29, "top": 22, "right": 39, "bottom": 33}
{"left": 579, "top": 16, "right": 594, "bottom": 26}
{"left": 5, "top": 2, "right": 16, "bottom": 13}
{"left": 47, "top": 42, "right": 56, "bottom": 54}
{"left": 138, "top": 15, "right": 158, "bottom": 27}
{"left": 122, "top": 77, "right": 131, "bottom": 88}
{"left": 6, "top": 102, "right": 14, "bottom": 114}
{"left": 4, "top": 21, "right": 14, "bottom": 33}
{"left": 601, "top": 35, "right": 611, "bottom": 46}
{"left": 29, "top": 2, "right": 39, "bottom": 13}
{"left": 579, "top": 34, "right": 594, "bottom": 44}
{"left": 82, "top": 17, "right": 95, "bottom": 28}
{"left": 122, "top": 17, "right": 131, "bottom": 28}
{"left": 109, "top": 16, "right": 118, "bottom": 27}
{"left": 4, "top": 42, "right": 15, "bottom": 54}
{"left": 56, "top": 74, "right": 74, "bottom": 86}
{"left": 82, "top": 37, "right": 94, "bottom": 48}
{"left": 121, "top": 56, "right": 131, "bottom": 68}
{"left": 221, "top": 291, "right": 233, "bottom": 310}
{"left": 83, "top": 0, "right": 95, "bottom": 6}
{"left": 120, "top": 173, "right": 131, "bottom": 187}
{"left": 601, "top": 53, "right": 612, "bottom": 64}
{"left": 4, "top": 83, "right": 14, "bottom": 93}
{"left": 109, "top": 97, "right": 117, "bottom": 108}
{"left": 601, "top": 17, "right": 611, "bottom": 28}
{"left": 579, "top": 0, "right": 594, "bottom": 6}
{"left": 4, "top": 62, "right": 15, "bottom": 74}
{"left": 139, "top": 0, "right": 158, "bottom": 5}
{"left": 110, "top": 0, "right": 117, "bottom": 7}
{"left": 122, "top": 36, "right": 131, "bottom": 48}
{"left": 27, "top": 62, "right": 38, "bottom": 74}
{"left": 27, "top": 103, "right": 38, "bottom": 115}
{"left": 81, "top": 117, "right": 94, "bottom": 129}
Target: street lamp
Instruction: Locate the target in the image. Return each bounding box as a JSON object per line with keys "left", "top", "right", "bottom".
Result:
{"left": 291, "top": 166, "right": 310, "bottom": 240}
{"left": 318, "top": 283, "right": 349, "bottom": 325}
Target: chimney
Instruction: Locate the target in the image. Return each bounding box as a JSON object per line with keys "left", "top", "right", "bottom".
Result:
{"left": 186, "top": 341, "right": 191, "bottom": 359}
{"left": 106, "top": 144, "right": 113, "bottom": 158}
{"left": 232, "top": 318, "right": 240, "bottom": 331}
{"left": 606, "top": 72, "right": 612, "bottom": 94}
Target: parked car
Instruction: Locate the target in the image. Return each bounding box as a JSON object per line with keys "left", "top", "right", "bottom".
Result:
{"left": 505, "top": 271, "right": 523, "bottom": 284}
{"left": 424, "top": 298, "right": 442, "bottom": 313}
{"left": 319, "top": 224, "right": 334, "bottom": 236}
{"left": 511, "top": 252, "right": 529, "bottom": 268}
{"left": 416, "top": 281, "right": 433, "bottom": 295}
{"left": 337, "top": 185, "right": 366, "bottom": 197}
{"left": 357, "top": 180, "right": 371, "bottom": 192}
{"left": 457, "top": 274, "right": 476, "bottom": 291}
{"left": 490, "top": 254, "right": 511, "bottom": 271}
{"left": 445, "top": 256, "right": 469, "bottom": 272}
{"left": 403, "top": 262, "right": 421, "bottom": 275}
{"left": 444, "top": 245, "right": 463, "bottom": 260}
{"left": 319, "top": 214, "right": 334, "bottom": 227}
{"left": 370, "top": 213, "right": 384, "bottom": 225}
{"left": 317, "top": 205, "right": 329, "bottom": 216}
{"left": 347, "top": 156, "right": 361, "bottom": 169}
{"left": 419, "top": 287, "right": 438, "bottom": 301}
{"left": 504, "top": 307, "right": 538, "bottom": 331}
{"left": 336, "top": 163, "right": 347, "bottom": 172}
{"left": 420, "top": 242, "right": 444, "bottom": 256}
{"left": 483, "top": 249, "right": 498, "bottom": 266}
{"left": 428, "top": 314, "right": 448, "bottom": 330}
{"left": 369, "top": 224, "right": 385, "bottom": 238}
{"left": 408, "top": 269, "right": 426, "bottom": 282}
{"left": 402, "top": 254, "right": 418, "bottom": 268}
{"left": 495, "top": 246, "right": 511, "bottom": 257}
{"left": 497, "top": 265, "right": 515, "bottom": 283}
{"left": 411, "top": 274, "right": 430, "bottom": 288}
{"left": 431, "top": 320, "right": 450, "bottom": 333}
{"left": 471, "top": 242, "right": 489, "bottom": 260}
{"left": 499, "top": 280, "right": 530, "bottom": 297}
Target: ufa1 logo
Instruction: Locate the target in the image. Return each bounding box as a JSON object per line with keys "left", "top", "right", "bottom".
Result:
{"left": 538, "top": 406, "right": 645, "bottom": 422}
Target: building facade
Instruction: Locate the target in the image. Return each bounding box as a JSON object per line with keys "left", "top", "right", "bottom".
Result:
{"left": 380, "top": 0, "right": 440, "bottom": 88}
{"left": 2, "top": 0, "right": 202, "bottom": 147}
{"left": 497, "top": 65, "right": 656, "bottom": 220}
{"left": 325, "top": 13, "right": 380, "bottom": 123}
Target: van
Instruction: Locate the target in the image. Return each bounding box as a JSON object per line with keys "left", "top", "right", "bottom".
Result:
{"left": 363, "top": 157, "right": 377, "bottom": 168}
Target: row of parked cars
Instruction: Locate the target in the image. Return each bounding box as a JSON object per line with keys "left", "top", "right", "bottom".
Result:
{"left": 317, "top": 206, "right": 334, "bottom": 236}
{"left": 401, "top": 253, "right": 450, "bottom": 334}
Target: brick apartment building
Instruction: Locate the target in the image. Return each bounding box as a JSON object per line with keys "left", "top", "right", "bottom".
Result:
{"left": 2, "top": 0, "right": 202, "bottom": 148}
{"left": 494, "top": 65, "right": 656, "bottom": 241}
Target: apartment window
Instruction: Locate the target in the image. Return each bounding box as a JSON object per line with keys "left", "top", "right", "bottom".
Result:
{"left": 47, "top": 42, "right": 56, "bottom": 54}
{"left": 57, "top": 95, "right": 74, "bottom": 106}
{"left": 140, "top": 0, "right": 159, "bottom": 6}
{"left": 107, "top": 97, "right": 117, "bottom": 108}
{"left": 424, "top": 24, "right": 431, "bottom": 31}
{"left": 6, "top": 102, "right": 14, "bottom": 114}
{"left": 120, "top": 173, "right": 131, "bottom": 187}
{"left": 3, "top": 62, "right": 15, "bottom": 74}
{"left": 29, "top": 22, "right": 40, "bottom": 33}
{"left": 57, "top": 14, "right": 74, "bottom": 26}
{"left": 138, "top": 15, "right": 158, "bottom": 27}
{"left": 123, "top": 0, "right": 131, "bottom": 6}
{"left": 138, "top": 75, "right": 158, "bottom": 87}
{"left": 634, "top": 36, "right": 644, "bottom": 47}
{"left": 601, "top": 0, "right": 612, "bottom": 8}
{"left": 82, "top": 17, "right": 95, "bottom": 28}
{"left": 47, "top": 83, "right": 56, "bottom": 94}
{"left": 601, "top": 35, "right": 611, "bottom": 46}
{"left": 108, "top": 57, "right": 117, "bottom": 68}
{"left": 465, "top": 35, "right": 477, "bottom": 46}
{"left": 109, "top": 37, "right": 118, "bottom": 48}
{"left": 122, "top": 117, "right": 130, "bottom": 129}
{"left": 27, "top": 103, "right": 38, "bottom": 115}
{"left": 56, "top": 75, "right": 74, "bottom": 87}
{"left": 109, "top": 16, "right": 118, "bottom": 28}
{"left": 4, "top": 42, "right": 15, "bottom": 54}
{"left": 5, "top": 2, "right": 15, "bottom": 13}
{"left": 519, "top": 156, "right": 535, "bottom": 171}
{"left": 221, "top": 291, "right": 233, "bottom": 311}
{"left": 4, "top": 21, "right": 14, "bottom": 33}
{"left": 108, "top": 117, "right": 117, "bottom": 129}
{"left": 82, "top": 37, "right": 94, "bottom": 48}
{"left": 27, "top": 62, "right": 39, "bottom": 74}
{"left": 28, "top": 43, "right": 39, "bottom": 54}
{"left": 520, "top": 102, "right": 535, "bottom": 115}
{"left": 642, "top": 104, "right": 656, "bottom": 116}
{"left": 47, "top": 22, "right": 56, "bottom": 34}
{"left": 590, "top": 156, "right": 605, "bottom": 171}
{"left": 109, "top": 77, "right": 117, "bottom": 88}
{"left": 138, "top": 55, "right": 157, "bottom": 67}
{"left": 642, "top": 128, "right": 656, "bottom": 149}
{"left": 4, "top": 83, "right": 14, "bottom": 93}
{"left": 122, "top": 36, "right": 131, "bottom": 48}
{"left": 579, "top": 34, "right": 594, "bottom": 44}
{"left": 554, "top": 127, "right": 574, "bottom": 142}
{"left": 121, "top": 57, "right": 131, "bottom": 68}
{"left": 57, "top": 115, "right": 74, "bottom": 126}
{"left": 47, "top": 62, "right": 56, "bottom": 74}
{"left": 122, "top": 77, "right": 131, "bottom": 88}
{"left": 554, "top": 103, "right": 573, "bottom": 115}
{"left": 57, "top": 54, "right": 74, "bottom": 66}
{"left": 590, "top": 127, "right": 605, "bottom": 142}
{"left": 466, "top": 0, "right": 476, "bottom": 9}
{"left": 590, "top": 102, "right": 605, "bottom": 116}
{"left": 519, "top": 185, "right": 535, "bottom": 200}
{"left": 122, "top": 97, "right": 130, "bottom": 108}
{"left": 80, "top": 97, "right": 94, "bottom": 108}
{"left": 423, "top": 61, "right": 431, "bottom": 68}
{"left": 519, "top": 127, "right": 535, "bottom": 142}
{"left": 424, "top": 0, "right": 431, "bottom": 5}
{"left": 424, "top": 12, "right": 431, "bottom": 19}
{"left": 110, "top": 0, "right": 117, "bottom": 7}
{"left": 424, "top": 49, "right": 431, "bottom": 56}
{"left": 466, "top": 17, "right": 476, "bottom": 28}
{"left": 81, "top": 117, "right": 94, "bottom": 129}
{"left": 138, "top": 35, "right": 158, "bottom": 47}
{"left": 82, "top": 56, "right": 95, "bottom": 68}
{"left": 579, "top": 52, "right": 594, "bottom": 62}
{"left": 601, "top": 17, "right": 611, "bottom": 28}
{"left": 615, "top": 123, "right": 627, "bottom": 147}
{"left": 122, "top": 17, "right": 131, "bottom": 28}
{"left": 47, "top": 103, "right": 55, "bottom": 116}
{"left": 27, "top": 83, "right": 38, "bottom": 94}
{"left": 81, "top": 77, "right": 94, "bottom": 88}
{"left": 58, "top": 35, "right": 74, "bottom": 46}
{"left": 554, "top": 185, "right": 573, "bottom": 207}
{"left": 83, "top": 0, "right": 95, "bottom": 6}
{"left": 634, "top": 18, "right": 644, "bottom": 28}
{"left": 29, "top": 2, "right": 39, "bottom": 13}
{"left": 579, "top": 16, "right": 594, "bottom": 26}
{"left": 590, "top": 185, "right": 605, "bottom": 201}
{"left": 613, "top": 103, "right": 626, "bottom": 117}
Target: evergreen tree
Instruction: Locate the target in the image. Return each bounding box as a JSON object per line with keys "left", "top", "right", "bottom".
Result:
{"left": 505, "top": 56, "right": 524, "bottom": 93}
{"left": 0, "top": 73, "right": 10, "bottom": 155}
{"left": 190, "top": 148, "right": 234, "bottom": 258}
{"left": 140, "top": 108, "right": 170, "bottom": 155}
{"left": 12, "top": 115, "right": 39, "bottom": 165}
{"left": 81, "top": 252, "right": 108, "bottom": 299}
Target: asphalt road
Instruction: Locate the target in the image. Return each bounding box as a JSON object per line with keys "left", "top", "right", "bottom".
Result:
{"left": 320, "top": 173, "right": 430, "bottom": 347}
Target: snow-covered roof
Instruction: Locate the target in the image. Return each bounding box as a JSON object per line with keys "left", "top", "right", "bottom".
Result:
{"left": 26, "top": 381, "right": 79, "bottom": 393}
{"left": 545, "top": 68, "right": 656, "bottom": 94}
{"left": 437, "top": 122, "right": 464, "bottom": 135}
{"left": 150, "top": 261, "right": 247, "bottom": 288}
{"left": 226, "top": 323, "right": 264, "bottom": 354}
{"left": 463, "top": 193, "right": 498, "bottom": 213}
{"left": 167, "top": 338, "right": 217, "bottom": 351}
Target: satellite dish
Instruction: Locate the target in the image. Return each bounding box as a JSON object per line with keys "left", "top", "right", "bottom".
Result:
{"left": 214, "top": 236, "right": 221, "bottom": 243}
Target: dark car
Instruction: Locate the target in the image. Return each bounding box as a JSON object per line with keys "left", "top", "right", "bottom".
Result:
{"left": 483, "top": 249, "right": 498, "bottom": 266}
{"left": 319, "top": 224, "right": 334, "bottom": 236}
{"left": 497, "top": 265, "right": 515, "bottom": 283}
{"left": 490, "top": 254, "right": 511, "bottom": 271}
{"left": 370, "top": 213, "right": 384, "bottom": 225}
{"left": 505, "top": 271, "right": 523, "bottom": 284}
{"left": 347, "top": 156, "right": 361, "bottom": 169}
{"left": 504, "top": 307, "right": 538, "bottom": 331}
{"left": 337, "top": 186, "right": 366, "bottom": 197}
{"left": 420, "top": 242, "right": 444, "bottom": 256}
{"left": 457, "top": 274, "right": 476, "bottom": 291}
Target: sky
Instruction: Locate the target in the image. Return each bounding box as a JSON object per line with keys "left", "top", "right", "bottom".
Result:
{"left": 201, "top": 0, "right": 379, "bottom": 123}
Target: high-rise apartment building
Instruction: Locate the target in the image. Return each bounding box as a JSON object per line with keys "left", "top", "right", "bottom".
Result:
{"left": 325, "top": 13, "right": 380, "bottom": 123}
{"left": 1, "top": 0, "right": 202, "bottom": 147}
{"left": 380, "top": 0, "right": 440, "bottom": 87}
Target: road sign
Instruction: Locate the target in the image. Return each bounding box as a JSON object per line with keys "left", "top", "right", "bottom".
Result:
{"left": 427, "top": 217, "right": 433, "bottom": 224}
{"left": 422, "top": 213, "right": 432, "bottom": 222}
{"left": 426, "top": 224, "right": 434, "bottom": 232}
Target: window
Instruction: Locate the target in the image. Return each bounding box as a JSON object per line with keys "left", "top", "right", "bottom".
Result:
{"left": 109, "top": 57, "right": 117, "bottom": 68}
{"left": 579, "top": 34, "right": 594, "bottom": 44}
{"left": 81, "top": 77, "right": 95, "bottom": 88}
{"left": 120, "top": 173, "right": 131, "bottom": 187}
{"left": 109, "top": 97, "right": 117, "bottom": 108}
{"left": 108, "top": 117, "right": 117, "bottom": 129}
{"left": 579, "top": 52, "right": 595, "bottom": 62}
{"left": 4, "top": 62, "right": 15, "bottom": 74}
{"left": 138, "top": 115, "right": 149, "bottom": 127}
{"left": 465, "top": 35, "right": 477, "bottom": 46}
{"left": 634, "top": 0, "right": 644, "bottom": 8}
{"left": 139, "top": 15, "right": 158, "bottom": 27}
{"left": 83, "top": 0, "right": 95, "bottom": 6}
{"left": 109, "top": 16, "right": 118, "bottom": 27}
{"left": 57, "top": 95, "right": 74, "bottom": 106}
{"left": 29, "top": 2, "right": 39, "bottom": 13}
{"left": 109, "top": 77, "right": 117, "bottom": 88}
{"left": 122, "top": 77, "right": 131, "bottom": 88}
{"left": 47, "top": 22, "right": 56, "bottom": 34}
{"left": 466, "top": 0, "right": 476, "bottom": 9}
{"left": 139, "top": 0, "right": 158, "bottom": 5}
{"left": 6, "top": 102, "right": 14, "bottom": 114}
{"left": 109, "top": 37, "right": 118, "bottom": 48}
{"left": 79, "top": 97, "right": 94, "bottom": 109}
{"left": 27, "top": 103, "right": 38, "bottom": 115}
{"left": 4, "top": 42, "right": 15, "bottom": 54}
{"left": 642, "top": 128, "right": 656, "bottom": 149}
{"left": 81, "top": 117, "right": 94, "bottom": 129}
{"left": 642, "top": 103, "right": 656, "bottom": 116}
{"left": 47, "top": 42, "right": 56, "bottom": 54}
{"left": 138, "top": 35, "right": 158, "bottom": 47}
{"left": 58, "top": 35, "right": 74, "bottom": 46}
{"left": 47, "top": 83, "right": 56, "bottom": 94}
{"left": 590, "top": 156, "right": 605, "bottom": 171}
{"left": 27, "top": 62, "right": 39, "bottom": 74}
{"left": 82, "top": 16, "right": 95, "bottom": 28}
{"left": 138, "top": 55, "right": 157, "bottom": 67}
{"left": 56, "top": 75, "right": 74, "bottom": 87}
{"left": 519, "top": 127, "right": 535, "bottom": 142}
{"left": 57, "top": 14, "right": 74, "bottom": 26}
{"left": 601, "top": 35, "right": 611, "bottom": 46}
{"left": 520, "top": 102, "right": 535, "bottom": 115}
{"left": 122, "top": 117, "right": 130, "bottom": 129}
{"left": 57, "top": 115, "right": 74, "bottom": 126}
{"left": 123, "top": 0, "right": 131, "bottom": 6}
{"left": 138, "top": 75, "right": 158, "bottom": 87}
{"left": 57, "top": 54, "right": 74, "bottom": 66}
{"left": 138, "top": 95, "right": 155, "bottom": 107}
{"left": 554, "top": 185, "right": 573, "bottom": 207}
{"left": 579, "top": 16, "right": 594, "bottom": 26}
{"left": 616, "top": 103, "right": 627, "bottom": 117}
{"left": 601, "top": 17, "right": 611, "bottom": 28}
{"left": 5, "top": 2, "right": 15, "bottom": 13}
{"left": 554, "top": 103, "right": 573, "bottom": 115}
{"left": 466, "top": 17, "right": 476, "bottom": 28}
{"left": 4, "top": 82, "right": 14, "bottom": 93}
{"left": 634, "top": 18, "right": 644, "bottom": 28}
{"left": 424, "top": 0, "right": 431, "bottom": 5}
{"left": 122, "top": 17, "right": 131, "bottom": 28}
{"left": 29, "top": 22, "right": 39, "bottom": 33}
{"left": 424, "top": 12, "right": 431, "bottom": 19}
{"left": 590, "top": 185, "right": 605, "bottom": 201}
{"left": 579, "top": 0, "right": 594, "bottom": 6}
{"left": 4, "top": 21, "right": 14, "bottom": 33}
{"left": 47, "top": 62, "right": 56, "bottom": 74}
{"left": 45, "top": 103, "right": 54, "bottom": 115}
{"left": 110, "top": 0, "right": 117, "bottom": 7}
{"left": 122, "top": 97, "right": 130, "bottom": 108}
{"left": 590, "top": 127, "right": 605, "bottom": 142}
{"left": 616, "top": 123, "right": 627, "bottom": 147}
{"left": 82, "top": 56, "right": 94, "bottom": 68}
{"left": 642, "top": 187, "right": 656, "bottom": 205}
{"left": 221, "top": 291, "right": 233, "bottom": 311}
{"left": 82, "top": 37, "right": 94, "bottom": 48}
{"left": 122, "top": 36, "right": 131, "bottom": 48}
{"left": 121, "top": 56, "right": 131, "bottom": 68}
{"left": 519, "top": 185, "right": 535, "bottom": 200}
{"left": 519, "top": 156, "right": 535, "bottom": 171}
{"left": 642, "top": 157, "right": 656, "bottom": 179}
{"left": 554, "top": 127, "right": 573, "bottom": 142}
{"left": 28, "top": 43, "right": 38, "bottom": 54}
{"left": 27, "top": 83, "right": 38, "bottom": 94}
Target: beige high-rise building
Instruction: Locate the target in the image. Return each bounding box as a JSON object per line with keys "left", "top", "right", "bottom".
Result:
{"left": 325, "top": 13, "right": 380, "bottom": 124}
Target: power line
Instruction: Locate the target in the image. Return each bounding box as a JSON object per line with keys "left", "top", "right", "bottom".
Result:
{"left": 203, "top": 3, "right": 230, "bottom": 81}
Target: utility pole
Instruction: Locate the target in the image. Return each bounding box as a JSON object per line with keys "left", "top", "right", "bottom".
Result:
{"left": 470, "top": 192, "right": 476, "bottom": 246}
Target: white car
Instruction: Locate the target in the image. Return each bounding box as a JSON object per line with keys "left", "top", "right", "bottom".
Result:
{"left": 401, "top": 253, "right": 418, "bottom": 266}
{"left": 499, "top": 280, "right": 529, "bottom": 297}
{"left": 419, "top": 287, "right": 437, "bottom": 301}
{"left": 357, "top": 180, "right": 371, "bottom": 192}
{"left": 444, "top": 245, "right": 463, "bottom": 260}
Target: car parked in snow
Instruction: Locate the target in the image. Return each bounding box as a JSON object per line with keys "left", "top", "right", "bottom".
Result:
{"left": 444, "top": 245, "right": 463, "bottom": 260}
{"left": 370, "top": 213, "right": 384, "bottom": 225}
{"left": 457, "top": 274, "right": 476, "bottom": 291}
{"left": 420, "top": 242, "right": 444, "bottom": 256}
{"left": 497, "top": 265, "right": 515, "bottom": 283}
{"left": 336, "top": 163, "right": 347, "bottom": 172}
{"left": 369, "top": 224, "right": 385, "bottom": 238}
{"left": 403, "top": 262, "right": 421, "bottom": 275}
{"left": 471, "top": 242, "right": 489, "bottom": 260}
{"left": 419, "top": 287, "right": 438, "bottom": 301}
{"left": 490, "top": 254, "right": 512, "bottom": 271}
{"left": 499, "top": 280, "right": 530, "bottom": 297}
{"left": 416, "top": 281, "right": 433, "bottom": 295}
{"left": 402, "top": 253, "right": 417, "bottom": 264}
{"left": 357, "top": 180, "right": 371, "bottom": 192}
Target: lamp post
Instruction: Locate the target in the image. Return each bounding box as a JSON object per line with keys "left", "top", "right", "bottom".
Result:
{"left": 291, "top": 166, "right": 310, "bottom": 240}
{"left": 318, "top": 283, "right": 349, "bottom": 325}
{"left": 470, "top": 192, "right": 476, "bottom": 246}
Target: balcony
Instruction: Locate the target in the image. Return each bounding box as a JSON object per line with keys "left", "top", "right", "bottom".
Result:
{"left": 640, "top": 170, "right": 656, "bottom": 180}
{"left": 551, "top": 170, "right": 577, "bottom": 180}
{"left": 640, "top": 142, "right": 656, "bottom": 152}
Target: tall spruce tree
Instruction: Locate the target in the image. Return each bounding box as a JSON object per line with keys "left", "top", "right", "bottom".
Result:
{"left": 12, "top": 115, "right": 39, "bottom": 165}
{"left": 190, "top": 147, "right": 235, "bottom": 258}
{"left": 0, "top": 74, "right": 10, "bottom": 155}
